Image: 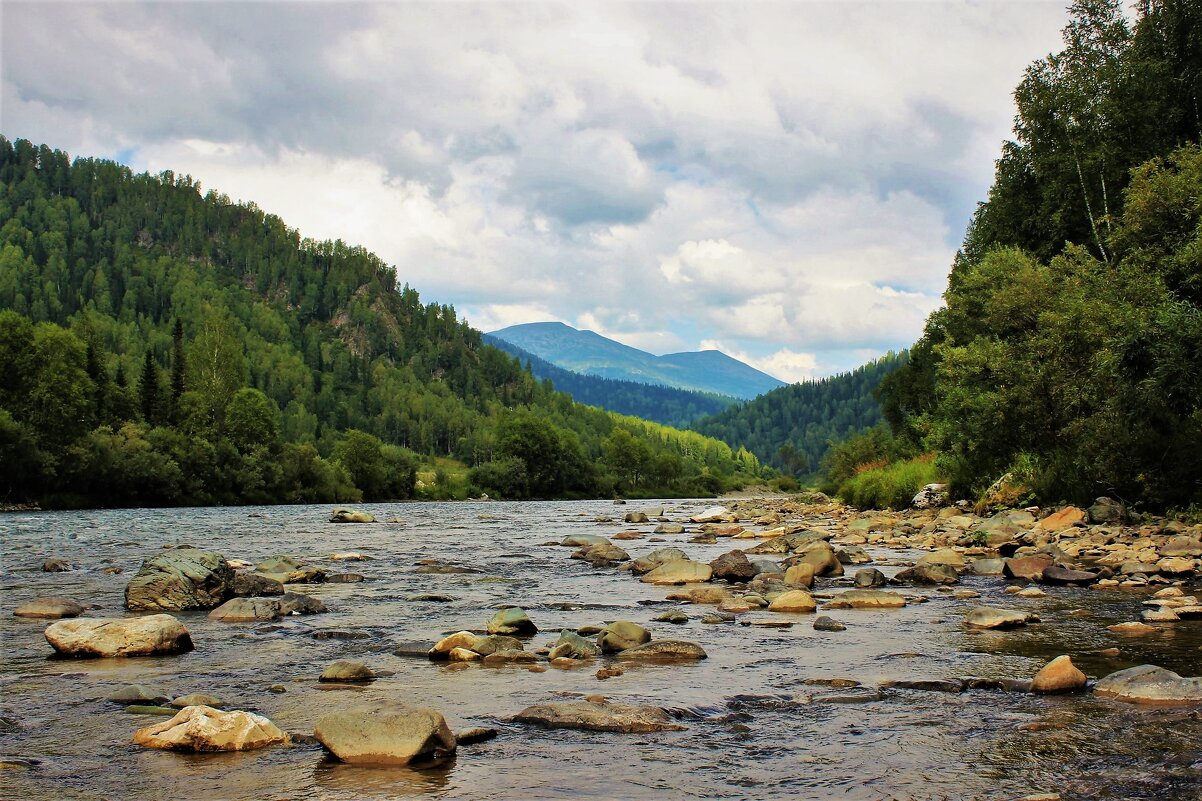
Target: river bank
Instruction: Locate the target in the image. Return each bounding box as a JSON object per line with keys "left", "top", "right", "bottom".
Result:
{"left": 1, "top": 497, "right": 1199, "bottom": 800}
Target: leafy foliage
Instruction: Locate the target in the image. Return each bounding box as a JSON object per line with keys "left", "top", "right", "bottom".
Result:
{"left": 878, "top": 1, "right": 1202, "bottom": 508}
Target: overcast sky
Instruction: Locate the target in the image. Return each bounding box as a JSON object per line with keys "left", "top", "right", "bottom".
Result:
{"left": 2, "top": 1, "right": 1069, "bottom": 380}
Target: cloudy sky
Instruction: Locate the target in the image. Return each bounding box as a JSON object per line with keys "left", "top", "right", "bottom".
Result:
{"left": 2, "top": 1, "right": 1069, "bottom": 380}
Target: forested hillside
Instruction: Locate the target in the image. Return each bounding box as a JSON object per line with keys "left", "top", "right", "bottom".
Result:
{"left": 483, "top": 334, "right": 736, "bottom": 427}
{"left": 690, "top": 352, "right": 905, "bottom": 475}
{"left": 0, "top": 137, "right": 761, "bottom": 507}
{"left": 877, "top": 0, "right": 1202, "bottom": 509}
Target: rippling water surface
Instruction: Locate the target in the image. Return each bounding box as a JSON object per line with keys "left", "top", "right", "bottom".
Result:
{"left": 2, "top": 500, "right": 1200, "bottom": 800}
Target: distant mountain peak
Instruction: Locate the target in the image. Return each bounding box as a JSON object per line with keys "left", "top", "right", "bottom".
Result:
{"left": 488, "top": 321, "right": 785, "bottom": 400}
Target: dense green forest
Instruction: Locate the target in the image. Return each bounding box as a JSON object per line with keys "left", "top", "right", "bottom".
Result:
{"left": 875, "top": 0, "right": 1202, "bottom": 509}
{"left": 689, "top": 352, "right": 905, "bottom": 476}
{"left": 0, "top": 136, "right": 763, "bottom": 507}
{"left": 482, "top": 334, "right": 737, "bottom": 427}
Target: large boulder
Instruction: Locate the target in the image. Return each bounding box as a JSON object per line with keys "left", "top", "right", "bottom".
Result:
{"left": 208, "top": 597, "right": 282, "bottom": 622}
{"left": 767, "top": 590, "right": 817, "bottom": 613}
{"left": 514, "top": 700, "right": 685, "bottom": 732}
{"left": 708, "top": 550, "right": 758, "bottom": 582}
{"left": 917, "top": 549, "right": 966, "bottom": 570}
{"left": 964, "top": 607, "right": 1039, "bottom": 630}
{"left": 320, "top": 660, "right": 376, "bottom": 683}
{"left": 641, "top": 560, "right": 713, "bottom": 585}
{"left": 429, "top": 631, "right": 480, "bottom": 660}
{"left": 616, "top": 640, "right": 707, "bottom": 661}
{"left": 330, "top": 507, "right": 376, "bottom": 523}
{"left": 277, "top": 592, "right": 327, "bottom": 615}
{"left": 13, "top": 597, "right": 85, "bottom": 619}
{"left": 911, "top": 483, "right": 949, "bottom": 510}
{"left": 630, "top": 548, "right": 688, "bottom": 575}
{"left": 1031, "top": 655, "right": 1088, "bottom": 694}
{"left": 689, "top": 506, "right": 730, "bottom": 524}
{"left": 124, "top": 549, "right": 233, "bottom": 612}
{"left": 1003, "top": 556, "right": 1053, "bottom": 581}
{"left": 895, "top": 564, "right": 959, "bottom": 585}
{"left": 550, "top": 630, "right": 600, "bottom": 659}
{"left": 315, "top": 703, "right": 457, "bottom": 765}
{"left": 784, "top": 563, "right": 815, "bottom": 588}
{"left": 1041, "top": 566, "right": 1097, "bottom": 585}
{"left": 853, "top": 568, "right": 886, "bottom": 588}
{"left": 1087, "top": 497, "right": 1125, "bottom": 525}
{"left": 789, "top": 541, "right": 843, "bottom": 578}
{"left": 1038, "top": 506, "right": 1086, "bottom": 532}
{"left": 132, "top": 705, "right": 286, "bottom": 752}
{"left": 598, "top": 621, "right": 651, "bottom": 653}
{"left": 561, "top": 534, "right": 610, "bottom": 547}
{"left": 44, "top": 614, "right": 193, "bottom": 657}
{"left": 487, "top": 607, "right": 537, "bottom": 636}
{"left": 1093, "top": 665, "right": 1202, "bottom": 705}
{"left": 232, "top": 573, "right": 284, "bottom": 597}
{"left": 823, "top": 590, "right": 907, "bottom": 609}
{"left": 255, "top": 556, "right": 327, "bottom": 585}
{"left": 572, "top": 543, "right": 630, "bottom": 567}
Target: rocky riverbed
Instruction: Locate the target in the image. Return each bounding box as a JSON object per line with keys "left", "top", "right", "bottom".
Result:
{"left": 1, "top": 497, "right": 1200, "bottom": 800}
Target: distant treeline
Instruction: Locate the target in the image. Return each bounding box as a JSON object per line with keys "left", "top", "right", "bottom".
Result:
{"left": 690, "top": 353, "right": 905, "bottom": 476}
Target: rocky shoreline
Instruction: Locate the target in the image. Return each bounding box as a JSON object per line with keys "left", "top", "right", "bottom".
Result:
{"left": 6, "top": 496, "right": 1201, "bottom": 797}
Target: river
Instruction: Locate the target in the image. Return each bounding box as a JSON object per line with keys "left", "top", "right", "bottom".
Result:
{"left": 1, "top": 500, "right": 1199, "bottom": 800}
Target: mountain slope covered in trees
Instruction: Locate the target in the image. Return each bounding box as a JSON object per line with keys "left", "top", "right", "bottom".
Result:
{"left": 877, "top": 0, "right": 1202, "bottom": 508}
{"left": 0, "top": 137, "right": 762, "bottom": 507}
{"left": 482, "top": 334, "right": 737, "bottom": 427}
{"left": 690, "top": 352, "right": 906, "bottom": 475}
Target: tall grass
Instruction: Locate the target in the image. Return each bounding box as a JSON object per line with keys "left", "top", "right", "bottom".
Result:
{"left": 837, "top": 454, "right": 941, "bottom": 510}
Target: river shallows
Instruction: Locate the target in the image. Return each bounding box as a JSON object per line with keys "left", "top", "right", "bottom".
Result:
{"left": 2, "top": 500, "right": 1199, "bottom": 800}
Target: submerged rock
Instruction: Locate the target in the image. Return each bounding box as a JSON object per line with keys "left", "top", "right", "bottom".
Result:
{"left": 320, "top": 660, "right": 376, "bottom": 683}
{"left": 132, "top": 705, "right": 286, "bottom": 752}
{"left": 616, "top": 640, "right": 707, "bottom": 661}
{"left": 964, "top": 607, "right": 1038, "bottom": 630}
{"left": 13, "top": 597, "right": 85, "bottom": 619}
{"left": 106, "top": 685, "right": 170, "bottom": 705}
{"left": 514, "top": 700, "right": 686, "bottom": 732}
{"left": 315, "top": 703, "right": 457, "bottom": 765}
{"left": 44, "top": 614, "right": 193, "bottom": 658}
{"left": 208, "top": 597, "right": 282, "bottom": 622}
{"left": 823, "top": 590, "right": 906, "bottom": 609}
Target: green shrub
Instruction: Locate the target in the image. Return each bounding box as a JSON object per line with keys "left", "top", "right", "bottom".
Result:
{"left": 837, "top": 455, "right": 941, "bottom": 510}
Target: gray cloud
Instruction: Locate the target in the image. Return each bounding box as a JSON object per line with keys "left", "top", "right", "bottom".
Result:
{"left": 1, "top": 0, "right": 1070, "bottom": 377}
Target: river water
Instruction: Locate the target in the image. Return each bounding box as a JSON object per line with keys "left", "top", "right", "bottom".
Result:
{"left": 1, "top": 500, "right": 1199, "bottom": 801}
